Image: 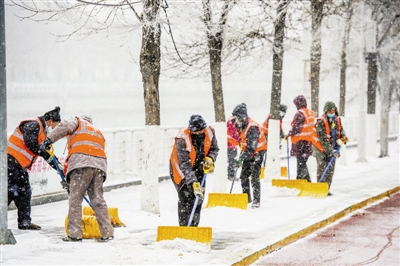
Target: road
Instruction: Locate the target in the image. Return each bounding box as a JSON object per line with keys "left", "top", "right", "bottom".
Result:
{"left": 253, "top": 192, "right": 400, "bottom": 265}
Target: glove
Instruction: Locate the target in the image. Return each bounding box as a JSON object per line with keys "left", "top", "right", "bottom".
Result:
{"left": 340, "top": 136, "right": 348, "bottom": 145}
{"left": 192, "top": 182, "right": 204, "bottom": 200}
{"left": 60, "top": 180, "right": 69, "bottom": 190}
{"left": 39, "top": 138, "right": 52, "bottom": 152}
{"left": 203, "top": 156, "right": 214, "bottom": 173}
{"left": 235, "top": 158, "right": 243, "bottom": 168}
{"left": 284, "top": 134, "right": 289, "bottom": 141}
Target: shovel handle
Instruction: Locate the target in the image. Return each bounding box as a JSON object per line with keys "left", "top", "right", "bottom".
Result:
{"left": 318, "top": 146, "right": 341, "bottom": 183}
{"left": 52, "top": 153, "right": 93, "bottom": 209}
{"left": 188, "top": 173, "right": 207, "bottom": 226}
{"left": 286, "top": 140, "right": 290, "bottom": 180}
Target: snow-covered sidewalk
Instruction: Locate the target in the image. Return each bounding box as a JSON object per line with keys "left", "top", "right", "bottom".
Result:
{"left": 1, "top": 144, "right": 399, "bottom": 265}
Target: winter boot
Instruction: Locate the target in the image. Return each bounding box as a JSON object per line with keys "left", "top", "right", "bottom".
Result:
{"left": 251, "top": 202, "right": 260, "bottom": 209}
{"left": 62, "top": 236, "right": 82, "bottom": 242}
{"left": 18, "top": 223, "right": 41, "bottom": 230}
{"left": 96, "top": 236, "right": 114, "bottom": 242}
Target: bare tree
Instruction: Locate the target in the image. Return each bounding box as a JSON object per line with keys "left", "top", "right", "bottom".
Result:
{"left": 10, "top": 0, "right": 163, "bottom": 213}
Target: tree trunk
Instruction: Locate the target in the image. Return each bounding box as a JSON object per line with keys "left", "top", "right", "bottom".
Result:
{"left": 140, "top": 0, "right": 162, "bottom": 126}
{"left": 379, "top": 53, "right": 390, "bottom": 157}
{"left": 139, "top": 0, "right": 162, "bottom": 214}
{"left": 367, "top": 53, "right": 377, "bottom": 114}
{"left": 270, "top": 0, "right": 288, "bottom": 119}
{"left": 208, "top": 36, "right": 225, "bottom": 122}
{"left": 339, "top": 8, "right": 352, "bottom": 117}
{"left": 266, "top": 0, "right": 288, "bottom": 182}
{"left": 310, "top": 0, "right": 325, "bottom": 116}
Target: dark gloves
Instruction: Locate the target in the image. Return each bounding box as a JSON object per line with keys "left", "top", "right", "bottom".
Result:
{"left": 235, "top": 158, "right": 243, "bottom": 168}
{"left": 60, "top": 180, "right": 69, "bottom": 191}
{"left": 39, "top": 138, "right": 52, "bottom": 152}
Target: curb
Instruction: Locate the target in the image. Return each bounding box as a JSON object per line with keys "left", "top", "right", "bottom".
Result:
{"left": 232, "top": 186, "right": 400, "bottom": 266}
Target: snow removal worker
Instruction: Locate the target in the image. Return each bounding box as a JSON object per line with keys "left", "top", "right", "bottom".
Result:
{"left": 41, "top": 114, "right": 114, "bottom": 242}
{"left": 285, "top": 95, "right": 321, "bottom": 182}
{"left": 169, "top": 114, "right": 219, "bottom": 226}
{"left": 313, "top": 101, "right": 348, "bottom": 195}
{"left": 7, "top": 106, "right": 61, "bottom": 230}
{"left": 261, "top": 104, "right": 287, "bottom": 141}
{"left": 227, "top": 115, "right": 240, "bottom": 181}
{"left": 232, "top": 103, "right": 267, "bottom": 208}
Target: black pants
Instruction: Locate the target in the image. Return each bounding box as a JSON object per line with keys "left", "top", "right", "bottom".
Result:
{"left": 7, "top": 155, "right": 32, "bottom": 227}
{"left": 239, "top": 150, "right": 265, "bottom": 204}
{"left": 296, "top": 156, "right": 311, "bottom": 182}
{"left": 227, "top": 148, "right": 237, "bottom": 178}
{"left": 177, "top": 183, "right": 203, "bottom": 227}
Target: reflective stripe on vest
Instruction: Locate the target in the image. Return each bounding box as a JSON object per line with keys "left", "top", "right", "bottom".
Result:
{"left": 290, "top": 109, "right": 323, "bottom": 152}
{"left": 67, "top": 117, "right": 106, "bottom": 159}
{"left": 7, "top": 117, "right": 45, "bottom": 168}
{"left": 170, "top": 126, "right": 213, "bottom": 185}
{"left": 239, "top": 117, "right": 267, "bottom": 155}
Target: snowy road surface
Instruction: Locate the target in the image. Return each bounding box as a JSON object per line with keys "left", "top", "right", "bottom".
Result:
{"left": 1, "top": 144, "right": 399, "bottom": 265}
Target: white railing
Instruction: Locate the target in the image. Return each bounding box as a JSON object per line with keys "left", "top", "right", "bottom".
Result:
{"left": 26, "top": 112, "right": 398, "bottom": 197}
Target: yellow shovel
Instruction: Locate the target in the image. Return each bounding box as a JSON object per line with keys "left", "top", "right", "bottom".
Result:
{"left": 205, "top": 166, "right": 248, "bottom": 210}
{"left": 298, "top": 146, "right": 341, "bottom": 198}
{"left": 272, "top": 140, "right": 306, "bottom": 189}
{"left": 156, "top": 172, "right": 212, "bottom": 245}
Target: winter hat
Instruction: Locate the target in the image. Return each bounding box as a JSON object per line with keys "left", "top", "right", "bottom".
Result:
{"left": 44, "top": 106, "right": 61, "bottom": 122}
{"left": 293, "top": 95, "right": 307, "bottom": 110}
{"left": 279, "top": 104, "right": 288, "bottom": 113}
{"left": 323, "top": 101, "right": 338, "bottom": 115}
{"left": 80, "top": 114, "right": 93, "bottom": 124}
{"left": 188, "top": 114, "right": 207, "bottom": 132}
{"left": 232, "top": 103, "right": 248, "bottom": 119}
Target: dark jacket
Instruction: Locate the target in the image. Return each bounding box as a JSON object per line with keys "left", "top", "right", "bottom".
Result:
{"left": 288, "top": 95, "right": 313, "bottom": 157}
{"left": 313, "top": 101, "right": 347, "bottom": 160}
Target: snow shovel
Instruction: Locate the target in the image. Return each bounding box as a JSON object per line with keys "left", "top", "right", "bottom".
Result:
{"left": 205, "top": 165, "right": 248, "bottom": 210}
{"left": 298, "top": 146, "right": 341, "bottom": 198}
{"left": 156, "top": 173, "right": 213, "bottom": 245}
{"left": 272, "top": 140, "right": 307, "bottom": 189}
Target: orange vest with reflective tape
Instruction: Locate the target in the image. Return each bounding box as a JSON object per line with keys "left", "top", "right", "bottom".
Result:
{"left": 239, "top": 117, "right": 267, "bottom": 155}
{"left": 67, "top": 117, "right": 106, "bottom": 160}
{"left": 260, "top": 114, "right": 282, "bottom": 150}
{"left": 170, "top": 126, "right": 213, "bottom": 185}
{"left": 7, "top": 117, "right": 46, "bottom": 169}
{"left": 290, "top": 108, "right": 323, "bottom": 152}
{"left": 314, "top": 115, "right": 342, "bottom": 151}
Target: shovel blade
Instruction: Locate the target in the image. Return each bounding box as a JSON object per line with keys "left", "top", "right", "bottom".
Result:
{"left": 205, "top": 193, "right": 248, "bottom": 210}
{"left": 83, "top": 206, "right": 125, "bottom": 227}
{"left": 297, "top": 182, "right": 329, "bottom": 198}
{"left": 156, "top": 226, "right": 212, "bottom": 245}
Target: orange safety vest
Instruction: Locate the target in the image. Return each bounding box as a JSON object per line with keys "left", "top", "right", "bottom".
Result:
{"left": 227, "top": 115, "right": 239, "bottom": 147}
{"left": 314, "top": 114, "right": 342, "bottom": 151}
{"left": 290, "top": 108, "right": 323, "bottom": 152}
{"left": 260, "top": 114, "right": 283, "bottom": 150}
{"left": 239, "top": 117, "right": 267, "bottom": 155}
{"left": 67, "top": 117, "right": 106, "bottom": 160}
{"left": 7, "top": 117, "right": 46, "bottom": 169}
{"left": 170, "top": 126, "right": 214, "bottom": 185}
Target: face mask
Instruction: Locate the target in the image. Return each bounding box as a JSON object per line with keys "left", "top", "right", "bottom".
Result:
{"left": 326, "top": 113, "right": 335, "bottom": 118}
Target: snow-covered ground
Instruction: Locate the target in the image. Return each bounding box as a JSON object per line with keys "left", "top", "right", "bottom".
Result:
{"left": 1, "top": 141, "right": 399, "bottom": 265}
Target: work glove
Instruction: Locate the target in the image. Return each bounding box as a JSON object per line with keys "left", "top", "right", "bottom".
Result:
{"left": 340, "top": 136, "right": 348, "bottom": 145}
{"left": 60, "top": 180, "right": 69, "bottom": 191}
{"left": 235, "top": 158, "right": 243, "bottom": 168}
{"left": 203, "top": 156, "right": 214, "bottom": 173}
{"left": 284, "top": 134, "right": 289, "bottom": 141}
{"left": 192, "top": 182, "right": 204, "bottom": 200}
{"left": 39, "top": 138, "right": 52, "bottom": 153}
